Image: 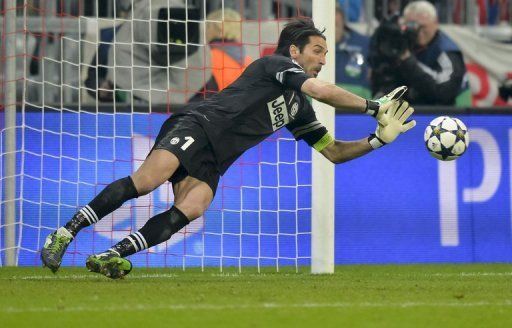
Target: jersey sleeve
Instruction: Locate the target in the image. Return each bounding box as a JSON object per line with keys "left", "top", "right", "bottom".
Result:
{"left": 286, "top": 100, "right": 328, "bottom": 147}
{"left": 265, "top": 55, "right": 311, "bottom": 91}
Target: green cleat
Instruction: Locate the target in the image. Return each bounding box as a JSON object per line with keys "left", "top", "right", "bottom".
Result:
{"left": 40, "top": 231, "right": 73, "bottom": 273}
{"left": 86, "top": 251, "right": 132, "bottom": 279}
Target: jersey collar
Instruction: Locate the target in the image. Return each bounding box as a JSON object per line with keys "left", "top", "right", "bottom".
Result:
{"left": 291, "top": 59, "right": 304, "bottom": 69}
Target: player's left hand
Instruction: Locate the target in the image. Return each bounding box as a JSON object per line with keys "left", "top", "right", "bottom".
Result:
{"left": 365, "top": 86, "right": 408, "bottom": 124}
{"left": 368, "top": 100, "right": 416, "bottom": 149}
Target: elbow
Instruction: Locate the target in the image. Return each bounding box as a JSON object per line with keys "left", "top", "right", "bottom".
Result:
{"left": 321, "top": 141, "right": 350, "bottom": 164}
{"left": 325, "top": 152, "right": 347, "bottom": 165}
{"left": 333, "top": 157, "right": 348, "bottom": 164}
{"left": 326, "top": 154, "right": 338, "bottom": 164}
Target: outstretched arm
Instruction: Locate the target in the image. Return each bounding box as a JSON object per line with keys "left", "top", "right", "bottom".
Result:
{"left": 301, "top": 79, "right": 407, "bottom": 120}
{"left": 317, "top": 100, "right": 416, "bottom": 164}
{"left": 266, "top": 55, "right": 406, "bottom": 120}
{"left": 320, "top": 138, "right": 373, "bottom": 164}
{"left": 301, "top": 78, "right": 368, "bottom": 111}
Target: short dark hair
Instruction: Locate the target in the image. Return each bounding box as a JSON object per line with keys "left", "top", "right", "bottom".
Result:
{"left": 274, "top": 18, "right": 326, "bottom": 57}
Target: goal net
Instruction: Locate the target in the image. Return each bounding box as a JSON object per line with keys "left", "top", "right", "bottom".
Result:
{"left": 1, "top": 0, "right": 333, "bottom": 272}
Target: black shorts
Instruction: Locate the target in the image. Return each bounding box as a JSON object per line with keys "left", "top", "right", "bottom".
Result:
{"left": 151, "top": 114, "right": 220, "bottom": 195}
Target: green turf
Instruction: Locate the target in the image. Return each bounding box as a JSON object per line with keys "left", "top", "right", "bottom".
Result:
{"left": 1, "top": 264, "right": 512, "bottom": 327}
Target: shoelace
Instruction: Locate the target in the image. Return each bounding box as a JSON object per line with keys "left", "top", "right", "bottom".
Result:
{"left": 48, "top": 235, "right": 70, "bottom": 253}
{"left": 96, "top": 251, "right": 115, "bottom": 259}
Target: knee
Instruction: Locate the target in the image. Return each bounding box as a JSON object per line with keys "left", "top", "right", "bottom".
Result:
{"left": 175, "top": 202, "right": 208, "bottom": 220}
{"left": 131, "top": 173, "right": 161, "bottom": 196}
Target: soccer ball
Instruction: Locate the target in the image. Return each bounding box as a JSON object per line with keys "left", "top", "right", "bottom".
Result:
{"left": 424, "top": 116, "right": 469, "bottom": 161}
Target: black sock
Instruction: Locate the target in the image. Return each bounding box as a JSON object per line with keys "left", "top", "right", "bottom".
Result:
{"left": 111, "top": 206, "right": 190, "bottom": 257}
{"left": 64, "top": 176, "right": 138, "bottom": 237}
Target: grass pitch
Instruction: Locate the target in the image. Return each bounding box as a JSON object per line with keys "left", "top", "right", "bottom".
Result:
{"left": 1, "top": 264, "right": 511, "bottom": 327}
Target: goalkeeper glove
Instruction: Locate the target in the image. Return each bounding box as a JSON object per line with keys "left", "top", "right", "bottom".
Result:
{"left": 364, "top": 86, "right": 408, "bottom": 123}
{"left": 368, "top": 100, "right": 416, "bottom": 149}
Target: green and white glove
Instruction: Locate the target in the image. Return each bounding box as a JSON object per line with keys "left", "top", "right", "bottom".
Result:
{"left": 368, "top": 100, "right": 416, "bottom": 149}
{"left": 364, "top": 86, "right": 408, "bottom": 124}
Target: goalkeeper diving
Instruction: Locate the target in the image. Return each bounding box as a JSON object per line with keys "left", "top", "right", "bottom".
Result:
{"left": 41, "top": 18, "right": 415, "bottom": 279}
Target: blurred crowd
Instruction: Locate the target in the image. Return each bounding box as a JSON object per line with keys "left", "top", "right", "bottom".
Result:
{"left": 77, "top": 0, "right": 512, "bottom": 106}
{"left": 336, "top": 0, "right": 512, "bottom": 106}
{"left": 16, "top": 0, "right": 512, "bottom": 107}
{"left": 338, "top": 1, "right": 467, "bottom": 106}
{"left": 338, "top": 0, "right": 511, "bottom": 25}
{"left": 83, "top": 2, "right": 252, "bottom": 104}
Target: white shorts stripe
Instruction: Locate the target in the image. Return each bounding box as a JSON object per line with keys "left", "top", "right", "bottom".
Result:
{"left": 134, "top": 232, "right": 149, "bottom": 250}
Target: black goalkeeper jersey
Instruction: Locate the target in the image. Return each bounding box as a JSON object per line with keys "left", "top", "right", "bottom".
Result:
{"left": 178, "top": 54, "right": 328, "bottom": 175}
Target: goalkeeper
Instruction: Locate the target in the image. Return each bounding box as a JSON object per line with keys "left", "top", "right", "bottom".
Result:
{"left": 41, "top": 18, "right": 415, "bottom": 279}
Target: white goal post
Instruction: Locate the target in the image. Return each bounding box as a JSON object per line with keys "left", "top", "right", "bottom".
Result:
{"left": 2, "top": 0, "right": 18, "bottom": 267}
{"left": 311, "top": 0, "right": 335, "bottom": 274}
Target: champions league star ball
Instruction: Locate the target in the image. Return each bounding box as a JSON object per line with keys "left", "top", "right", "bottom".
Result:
{"left": 424, "top": 116, "right": 469, "bottom": 161}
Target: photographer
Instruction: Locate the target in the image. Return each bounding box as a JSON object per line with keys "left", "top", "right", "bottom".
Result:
{"left": 370, "top": 1, "right": 469, "bottom": 106}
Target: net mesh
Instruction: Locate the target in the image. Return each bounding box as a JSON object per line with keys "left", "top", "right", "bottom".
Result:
{"left": 1, "top": 0, "right": 314, "bottom": 271}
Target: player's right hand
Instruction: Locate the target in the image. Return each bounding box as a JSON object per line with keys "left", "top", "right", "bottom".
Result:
{"left": 365, "top": 86, "right": 408, "bottom": 124}
{"left": 368, "top": 100, "right": 416, "bottom": 149}
{"left": 381, "top": 86, "right": 408, "bottom": 103}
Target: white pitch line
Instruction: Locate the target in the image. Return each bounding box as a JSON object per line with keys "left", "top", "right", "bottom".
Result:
{"left": 403, "top": 272, "right": 512, "bottom": 278}
{"left": 2, "top": 271, "right": 512, "bottom": 281}
{"left": 0, "top": 273, "right": 178, "bottom": 280}
{"left": 2, "top": 301, "right": 512, "bottom": 314}
{"left": 436, "top": 272, "right": 512, "bottom": 277}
